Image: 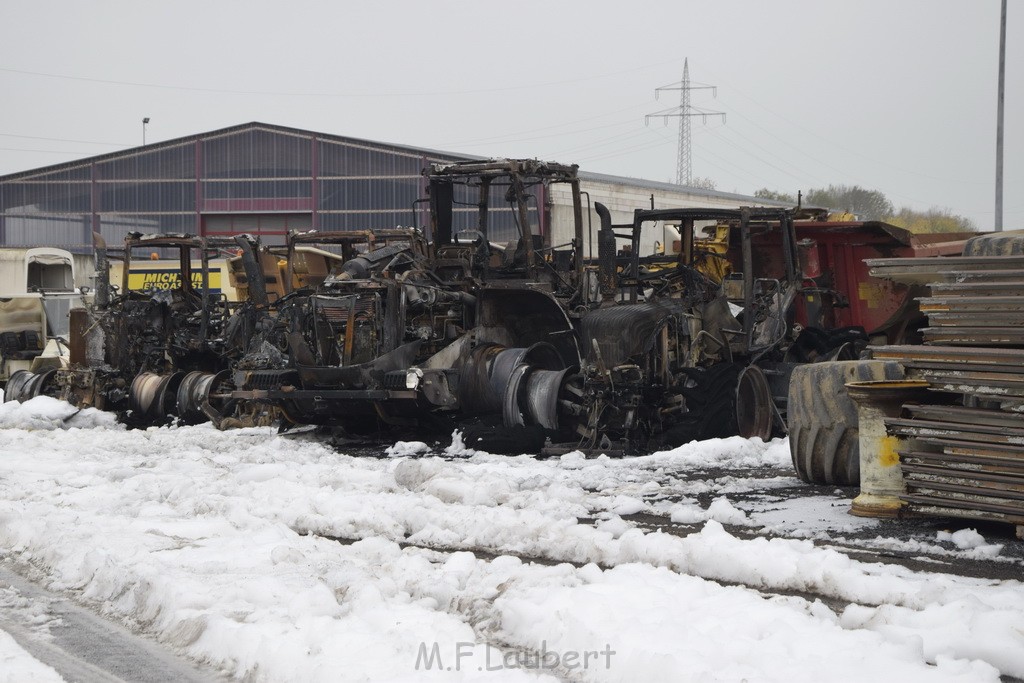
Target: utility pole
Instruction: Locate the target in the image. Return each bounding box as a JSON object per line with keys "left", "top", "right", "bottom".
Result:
{"left": 995, "top": 0, "right": 1006, "bottom": 231}
{"left": 645, "top": 59, "right": 725, "bottom": 186}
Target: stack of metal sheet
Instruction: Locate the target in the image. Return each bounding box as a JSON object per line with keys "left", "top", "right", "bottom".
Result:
{"left": 872, "top": 345, "right": 1024, "bottom": 409}
{"left": 868, "top": 256, "right": 1024, "bottom": 532}
{"left": 919, "top": 280, "right": 1024, "bottom": 344}
{"left": 866, "top": 255, "right": 1024, "bottom": 285}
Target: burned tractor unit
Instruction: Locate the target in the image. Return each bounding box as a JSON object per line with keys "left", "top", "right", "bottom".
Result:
{"left": 530, "top": 205, "right": 801, "bottom": 454}
{"left": 4, "top": 232, "right": 268, "bottom": 425}
{"left": 220, "top": 159, "right": 589, "bottom": 445}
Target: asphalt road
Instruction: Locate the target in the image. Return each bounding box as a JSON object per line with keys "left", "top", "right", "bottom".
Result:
{"left": 0, "top": 560, "right": 225, "bottom": 683}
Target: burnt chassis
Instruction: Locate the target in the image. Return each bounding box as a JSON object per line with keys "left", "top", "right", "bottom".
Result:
{"left": 224, "top": 224, "right": 581, "bottom": 436}
{"left": 226, "top": 228, "right": 442, "bottom": 428}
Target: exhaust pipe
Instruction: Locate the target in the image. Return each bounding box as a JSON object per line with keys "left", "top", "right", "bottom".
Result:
{"left": 595, "top": 202, "right": 617, "bottom": 300}
{"left": 92, "top": 232, "right": 110, "bottom": 308}
{"left": 233, "top": 236, "right": 268, "bottom": 307}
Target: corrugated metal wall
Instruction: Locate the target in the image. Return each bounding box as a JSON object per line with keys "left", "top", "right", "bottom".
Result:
{"left": 1, "top": 123, "right": 788, "bottom": 254}
{"left": 0, "top": 125, "right": 464, "bottom": 252}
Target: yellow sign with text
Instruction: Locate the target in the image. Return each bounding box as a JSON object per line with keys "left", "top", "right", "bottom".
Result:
{"left": 128, "top": 269, "right": 222, "bottom": 292}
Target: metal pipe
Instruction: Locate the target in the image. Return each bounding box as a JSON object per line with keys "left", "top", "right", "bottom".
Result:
{"left": 510, "top": 172, "right": 536, "bottom": 276}
{"left": 780, "top": 213, "right": 797, "bottom": 286}
{"left": 580, "top": 191, "right": 593, "bottom": 260}
{"left": 197, "top": 243, "right": 209, "bottom": 344}
{"left": 995, "top": 0, "right": 1006, "bottom": 231}
{"left": 740, "top": 208, "right": 754, "bottom": 346}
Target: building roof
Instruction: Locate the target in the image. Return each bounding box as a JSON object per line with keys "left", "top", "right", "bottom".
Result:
{"left": 577, "top": 168, "right": 792, "bottom": 207}
{"left": 0, "top": 121, "right": 792, "bottom": 207}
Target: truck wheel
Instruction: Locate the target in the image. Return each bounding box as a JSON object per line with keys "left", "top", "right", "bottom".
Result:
{"left": 787, "top": 360, "right": 904, "bottom": 485}
{"left": 660, "top": 363, "right": 743, "bottom": 447}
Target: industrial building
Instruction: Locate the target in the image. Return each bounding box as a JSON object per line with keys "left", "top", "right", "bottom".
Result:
{"left": 0, "top": 121, "right": 789, "bottom": 268}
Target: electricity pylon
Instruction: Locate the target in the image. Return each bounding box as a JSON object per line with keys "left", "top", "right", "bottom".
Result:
{"left": 645, "top": 59, "right": 725, "bottom": 186}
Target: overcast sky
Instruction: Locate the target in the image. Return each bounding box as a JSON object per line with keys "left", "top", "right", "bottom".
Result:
{"left": 0, "top": 1, "right": 1018, "bottom": 230}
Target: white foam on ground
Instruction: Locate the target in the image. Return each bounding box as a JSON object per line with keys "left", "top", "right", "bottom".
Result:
{"left": 0, "top": 402, "right": 1019, "bottom": 681}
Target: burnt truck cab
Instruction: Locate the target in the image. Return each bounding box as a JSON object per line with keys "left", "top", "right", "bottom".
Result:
{"left": 425, "top": 159, "right": 586, "bottom": 301}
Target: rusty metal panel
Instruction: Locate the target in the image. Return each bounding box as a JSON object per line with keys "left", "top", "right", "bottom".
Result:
{"left": 68, "top": 308, "right": 88, "bottom": 366}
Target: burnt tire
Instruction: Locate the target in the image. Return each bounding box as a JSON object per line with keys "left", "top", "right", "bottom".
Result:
{"left": 459, "top": 421, "right": 546, "bottom": 455}
{"left": 787, "top": 360, "right": 904, "bottom": 486}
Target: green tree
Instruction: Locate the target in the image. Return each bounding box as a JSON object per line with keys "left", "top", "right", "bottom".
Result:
{"left": 885, "top": 207, "right": 977, "bottom": 234}
{"left": 805, "top": 184, "right": 894, "bottom": 221}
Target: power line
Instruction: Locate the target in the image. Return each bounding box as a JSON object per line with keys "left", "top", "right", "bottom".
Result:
{"left": 0, "top": 147, "right": 95, "bottom": 155}
{"left": 574, "top": 134, "right": 674, "bottom": 164}
{"left": 435, "top": 100, "right": 657, "bottom": 148}
{"left": 702, "top": 126, "right": 819, "bottom": 187}
{"left": 692, "top": 60, "right": 989, "bottom": 186}
{"left": 650, "top": 126, "right": 782, "bottom": 191}
{"left": 0, "top": 132, "right": 131, "bottom": 147}
{"left": 0, "top": 59, "right": 682, "bottom": 98}
{"left": 451, "top": 119, "right": 641, "bottom": 150}
{"left": 711, "top": 116, "right": 855, "bottom": 183}
{"left": 547, "top": 129, "right": 655, "bottom": 158}
{"left": 691, "top": 152, "right": 769, "bottom": 192}
{"left": 700, "top": 98, "right": 981, "bottom": 214}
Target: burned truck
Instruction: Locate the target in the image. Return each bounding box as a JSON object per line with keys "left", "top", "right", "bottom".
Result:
{"left": 4, "top": 231, "right": 269, "bottom": 424}
{"left": 519, "top": 204, "right": 800, "bottom": 453}
{"left": 221, "top": 160, "right": 587, "bottom": 444}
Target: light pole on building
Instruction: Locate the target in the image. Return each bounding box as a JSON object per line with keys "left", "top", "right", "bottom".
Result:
{"left": 142, "top": 117, "right": 150, "bottom": 146}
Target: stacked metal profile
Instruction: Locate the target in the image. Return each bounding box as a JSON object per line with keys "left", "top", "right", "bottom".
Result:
{"left": 868, "top": 253, "right": 1024, "bottom": 529}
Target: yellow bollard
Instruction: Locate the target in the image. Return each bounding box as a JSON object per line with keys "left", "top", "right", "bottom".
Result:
{"left": 845, "top": 380, "right": 930, "bottom": 518}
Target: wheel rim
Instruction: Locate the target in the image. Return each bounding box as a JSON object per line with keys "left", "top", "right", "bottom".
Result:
{"left": 735, "top": 365, "right": 773, "bottom": 440}
{"left": 4, "top": 370, "right": 35, "bottom": 402}
{"left": 176, "top": 372, "right": 216, "bottom": 424}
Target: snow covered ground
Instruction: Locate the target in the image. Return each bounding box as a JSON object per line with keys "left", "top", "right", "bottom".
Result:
{"left": 0, "top": 629, "right": 63, "bottom": 683}
{"left": 0, "top": 396, "right": 1022, "bottom": 682}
